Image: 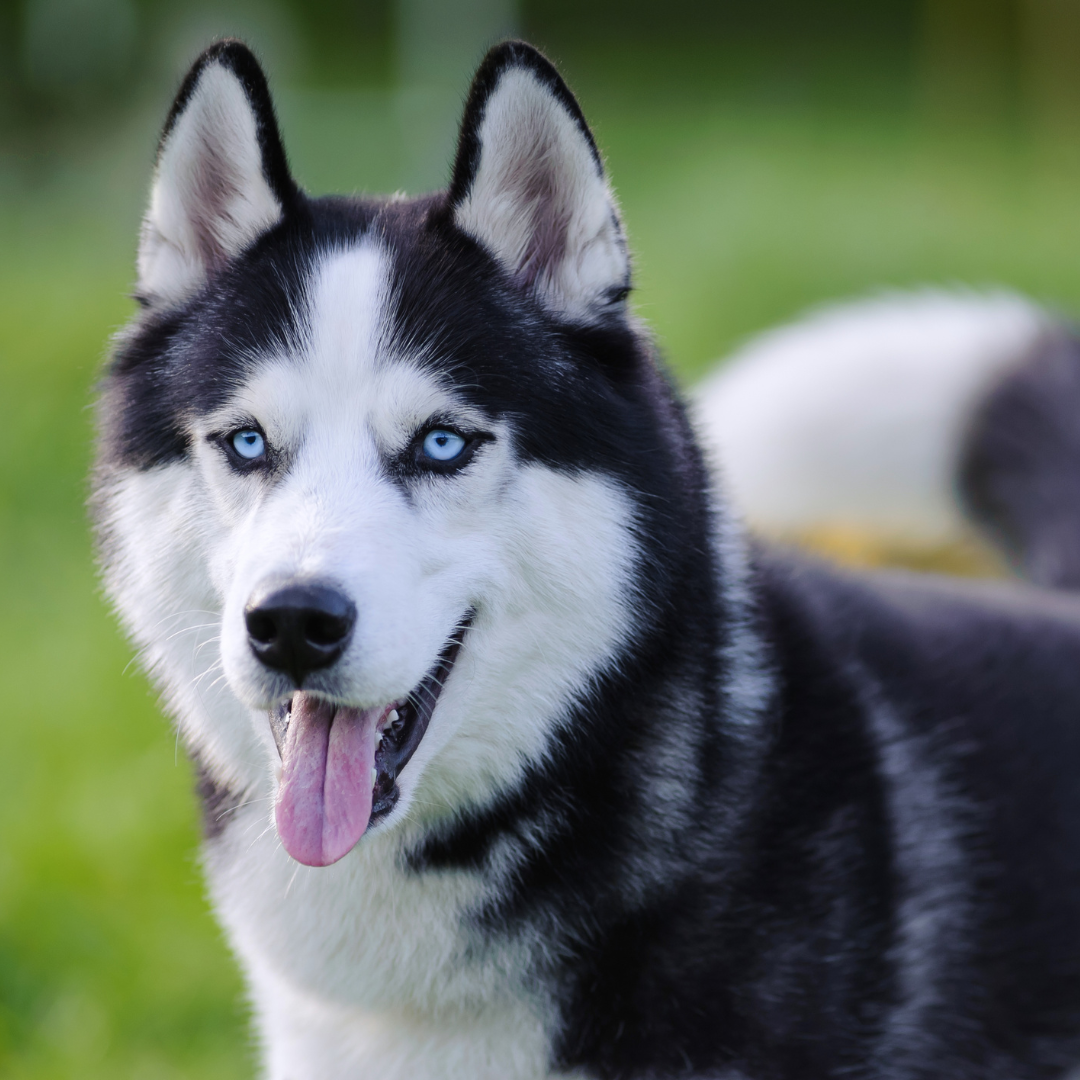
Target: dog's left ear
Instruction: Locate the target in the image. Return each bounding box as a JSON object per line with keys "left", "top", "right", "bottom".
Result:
{"left": 449, "top": 42, "right": 630, "bottom": 326}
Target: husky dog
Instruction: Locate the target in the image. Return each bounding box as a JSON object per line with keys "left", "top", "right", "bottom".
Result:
{"left": 695, "top": 292, "right": 1080, "bottom": 586}
{"left": 93, "top": 39, "right": 1080, "bottom": 1080}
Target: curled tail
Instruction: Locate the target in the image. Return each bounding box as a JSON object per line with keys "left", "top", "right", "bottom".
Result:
{"left": 960, "top": 326, "right": 1080, "bottom": 587}
{"left": 694, "top": 291, "right": 1080, "bottom": 587}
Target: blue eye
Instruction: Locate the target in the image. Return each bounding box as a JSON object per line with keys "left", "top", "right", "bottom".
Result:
{"left": 422, "top": 429, "right": 466, "bottom": 463}
{"left": 231, "top": 429, "right": 265, "bottom": 460}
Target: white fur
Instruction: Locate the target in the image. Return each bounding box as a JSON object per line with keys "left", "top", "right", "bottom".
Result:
{"left": 245, "top": 963, "right": 588, "bottom": 1080}
{"left": 694, "top": 292, "right": 1050, "bottom": 545}
{"left": 454, "top": 67, "right": 628, "bottom": 325}
{"left": 99, "top": 242, "right": 641, "bottom": 1078}
{"left": 138, "top": 61, "right": 283, "bottom": 305}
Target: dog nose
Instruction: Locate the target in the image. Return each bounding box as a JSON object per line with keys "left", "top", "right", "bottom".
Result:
{"left": 244, "top": 580, "right": 357, "bottom": 686}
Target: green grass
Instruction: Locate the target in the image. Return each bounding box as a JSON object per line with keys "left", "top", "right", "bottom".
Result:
{"left": 5, "top": 46, "right": 1080, "bottom": 1077}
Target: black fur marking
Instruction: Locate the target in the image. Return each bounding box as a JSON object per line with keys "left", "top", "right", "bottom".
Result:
{"left": 192, "top": 752, "right": 243, "bottom": 841}
{"left": 554, "top": 556, "right": 1080, "bottom": 1077}
{"left": 99, "top": 211, "right": 327, "bottom": 468}
{"left": 381, "top": 203, "right": 658, "bottom": 475}
{"left": 960, "top": 326, "right": 1080, "bottom": 589}
{"left": 447, "top": 41, "right": 603, "bottom": 210}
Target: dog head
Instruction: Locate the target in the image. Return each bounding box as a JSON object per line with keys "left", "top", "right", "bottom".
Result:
{"left": 95, "top": 40, "right": 694, "bottom": 866}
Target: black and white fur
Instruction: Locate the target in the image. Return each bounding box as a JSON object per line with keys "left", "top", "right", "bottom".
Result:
{"left": 94, "top": 40, "right": 1080, "bottom": 1079}
{"left": 695, "top": 291, "right": 1080, "bottom": 586}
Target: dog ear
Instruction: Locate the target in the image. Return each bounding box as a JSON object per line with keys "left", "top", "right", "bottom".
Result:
{"left": 449, "top": 42, "right": 630, "bottom": 326}
{"left": 137, "top": 41, "right": 297, "bottom": 307}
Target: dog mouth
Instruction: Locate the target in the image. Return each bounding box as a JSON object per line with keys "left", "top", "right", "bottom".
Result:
{"left": 269, "top": 615, "right": 471, "bottom": 867}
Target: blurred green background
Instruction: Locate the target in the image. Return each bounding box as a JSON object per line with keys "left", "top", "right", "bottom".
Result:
{"left": 5, "top": 0, "right": 1080, "bottom": 1075}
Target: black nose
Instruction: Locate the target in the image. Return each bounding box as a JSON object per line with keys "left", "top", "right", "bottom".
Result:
{"left": 244, "top": 580, "right": 357, "bottom": 686}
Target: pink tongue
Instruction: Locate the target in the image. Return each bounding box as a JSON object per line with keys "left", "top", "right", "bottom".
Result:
{"left": 275, "top": 694, "right": 381, "bottom": 867}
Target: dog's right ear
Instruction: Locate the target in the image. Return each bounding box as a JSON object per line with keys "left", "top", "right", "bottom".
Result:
{"left": 137, "top": 41, "right": 297, "bottom": 308}
{"left": 448, "top": 42, "right": 630, "bottom": 327}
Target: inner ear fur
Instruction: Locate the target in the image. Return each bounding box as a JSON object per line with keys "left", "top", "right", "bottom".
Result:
{"left": 137, "top": 40, "right": 297, "bottom": 307}
{"left": 449, "top": 41, "right": 630, "bottom": 326}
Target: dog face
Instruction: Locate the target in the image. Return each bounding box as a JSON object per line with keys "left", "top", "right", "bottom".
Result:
{"left": 94, "top": 41, "right": 677, "bottom": 866}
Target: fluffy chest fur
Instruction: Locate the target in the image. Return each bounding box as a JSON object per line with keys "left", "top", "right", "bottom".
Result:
{"left": 205, "top": 797, "right": 570, "bottom": 1079}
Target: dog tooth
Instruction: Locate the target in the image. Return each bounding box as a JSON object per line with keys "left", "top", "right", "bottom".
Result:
{"left": 375, "top": 731, "right": 383, "bottom": 746}
{"left": 370, "top": 767, "right": 378, "bottom": 788}
{"left": 386, "top": 708, "right": 399, "bottom": 727}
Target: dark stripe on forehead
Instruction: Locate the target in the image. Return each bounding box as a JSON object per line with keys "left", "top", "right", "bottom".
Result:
{"left": 98, "top": 197, "right": 385, "bottom": 470}
{"left": 376, "top": 198, "right": 685, "bottom": 483}
{"left": 100, "top": 253, "right": 308, "bottom": 468}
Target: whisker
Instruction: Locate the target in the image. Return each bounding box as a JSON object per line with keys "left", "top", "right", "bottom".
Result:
{"left": 121, "top": 651, "right": 146, "bottom": 678}
{"left": 217, "top": 794, "right": 273, "bottom": 819}
{"left": 191, "top": 659, "right": 225, "bottom": 690}
{"left": 248, "top": 821, "right": 279, "bottom": 850}
{"left": 164, "top": 621, "right": 222, "bottom": 644}
{"left": 284, "top": 863, "right": 302, "bottom": 898}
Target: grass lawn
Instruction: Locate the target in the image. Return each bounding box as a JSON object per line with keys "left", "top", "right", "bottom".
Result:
{"left": 3, "top": 43, "right": 1080, "bottom": 1077}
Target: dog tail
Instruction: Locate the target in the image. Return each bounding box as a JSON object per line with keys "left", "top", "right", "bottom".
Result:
{"left": 959, "top": 324, "right": 1080, "bottom": 588}
{"left": 693, "top": 290, "right": 1080, "bottom": 587}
